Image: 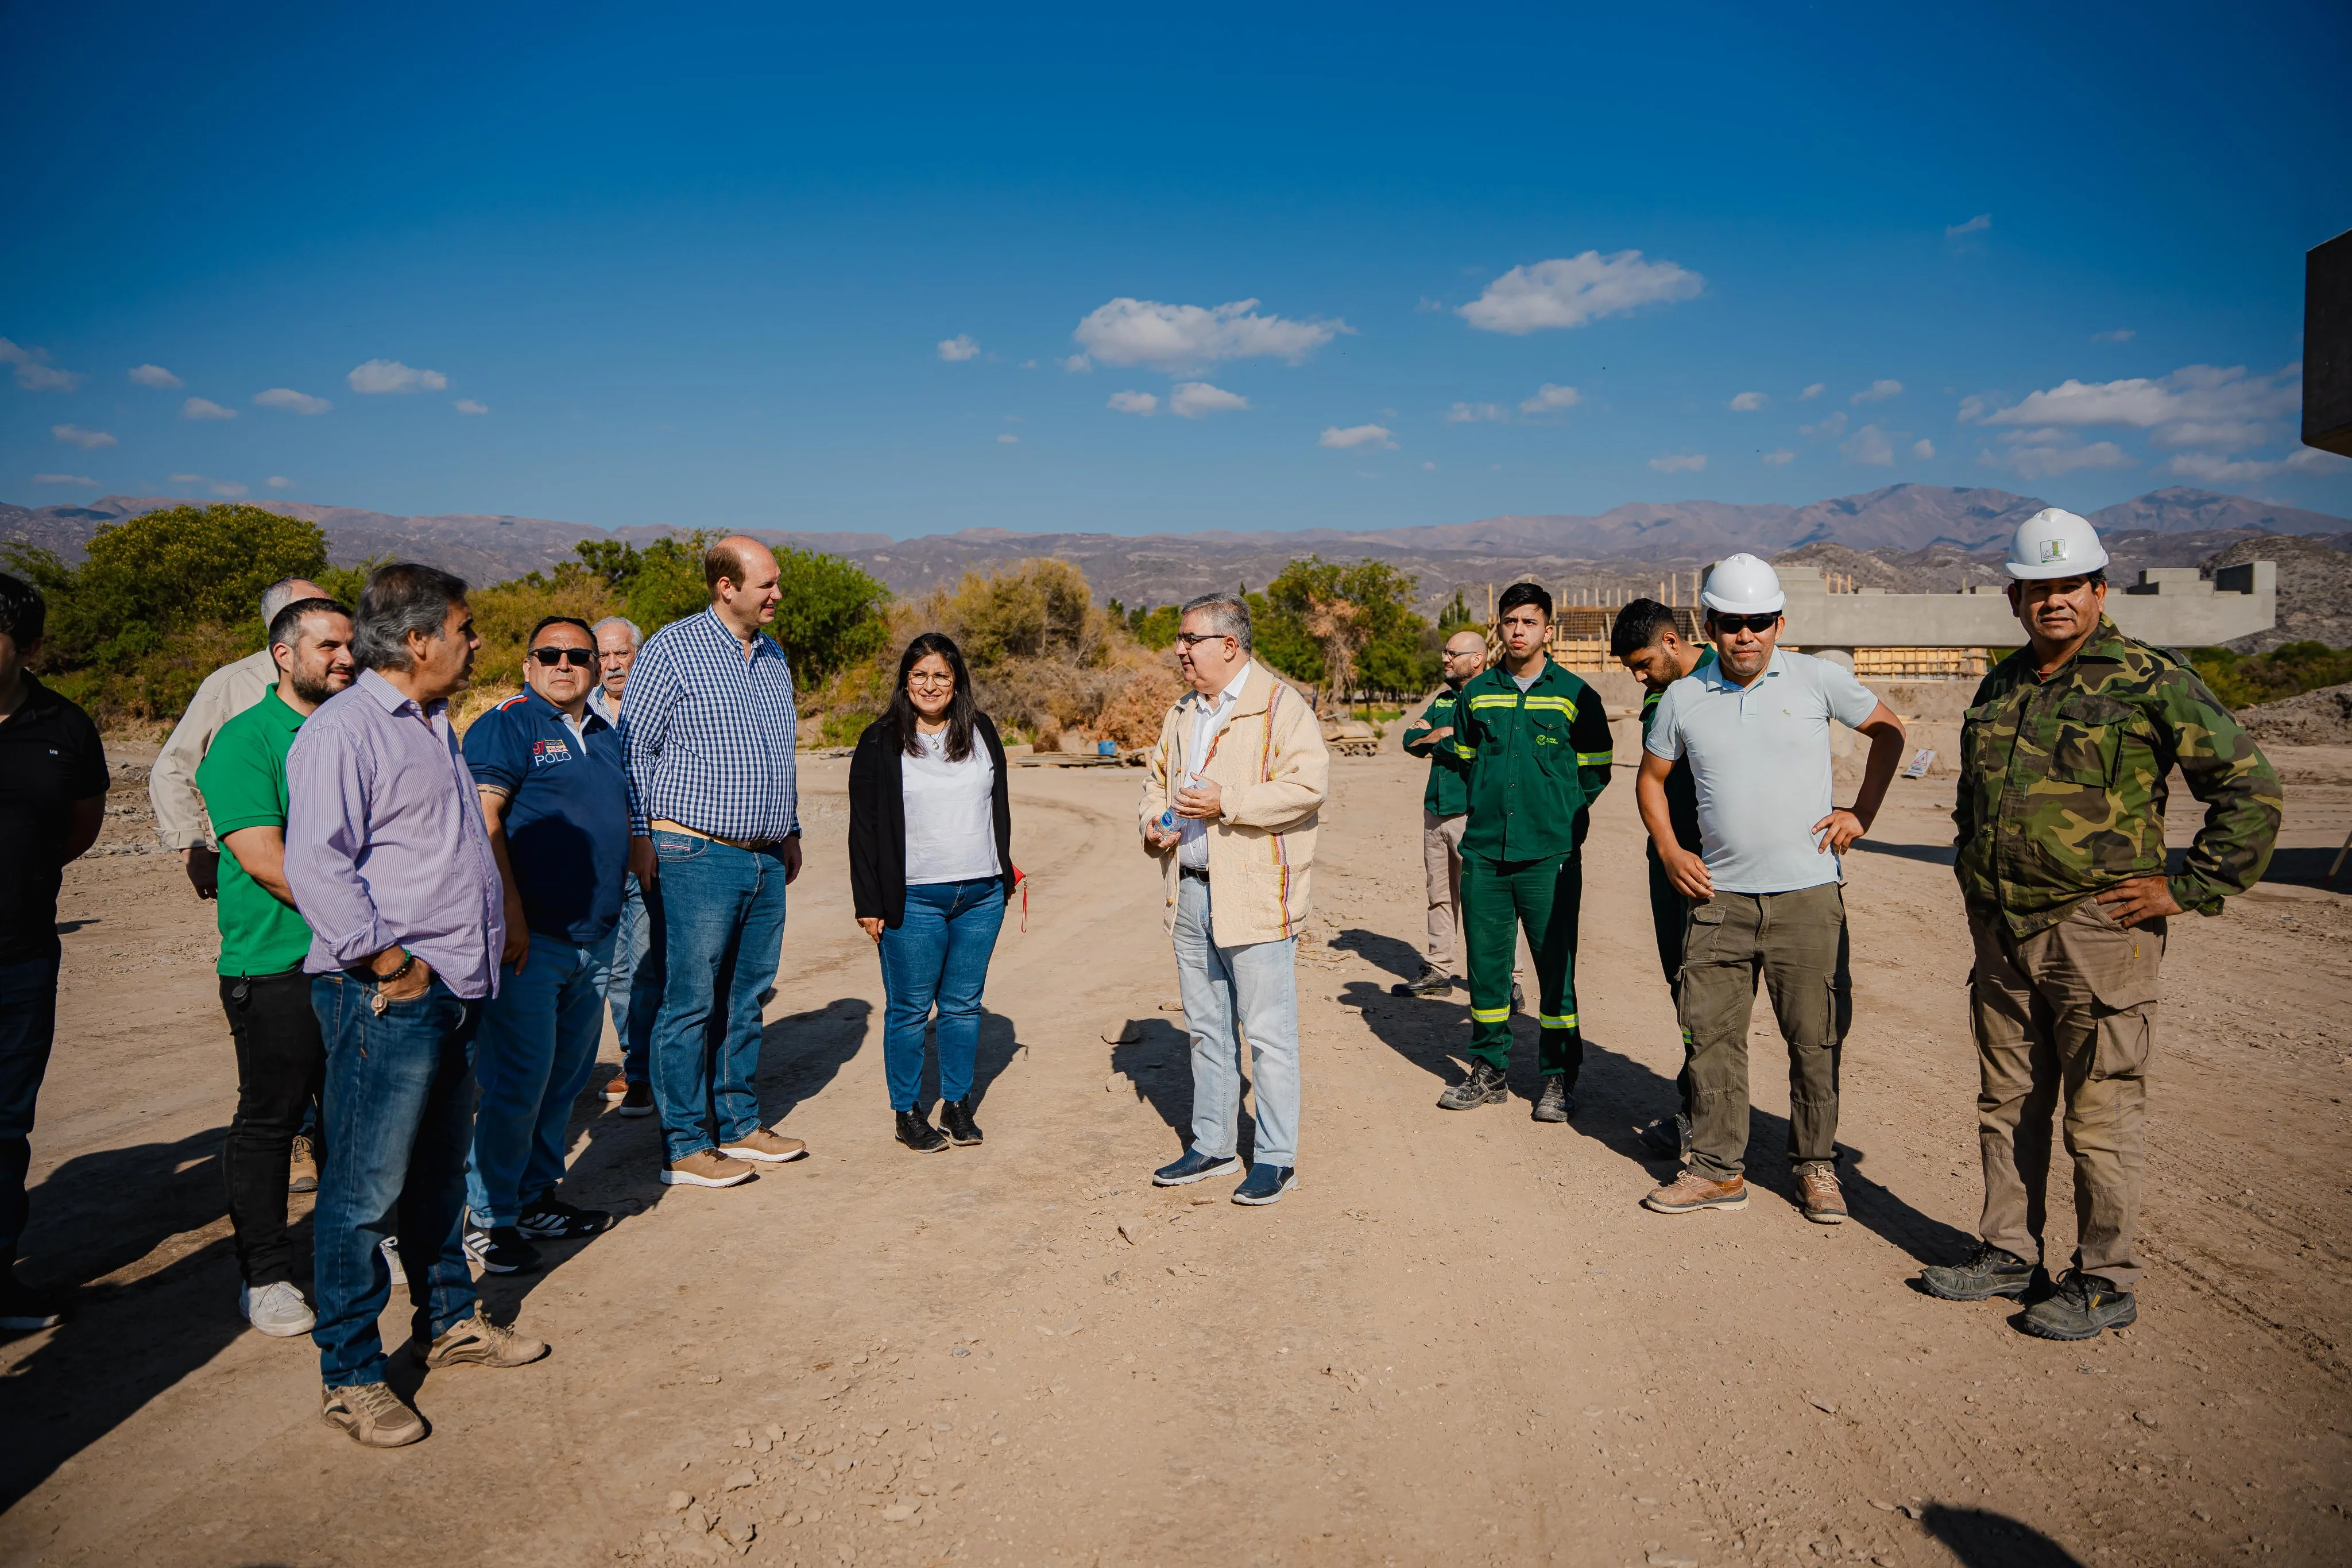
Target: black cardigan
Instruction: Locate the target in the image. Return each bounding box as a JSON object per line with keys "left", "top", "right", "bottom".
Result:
{"left": 847, "top": 711, "right": 1015, "bottom": 928}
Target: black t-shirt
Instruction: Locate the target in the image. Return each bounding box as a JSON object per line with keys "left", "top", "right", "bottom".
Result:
{"left": 0, "top": 676, "right": 110, "bottom": 964}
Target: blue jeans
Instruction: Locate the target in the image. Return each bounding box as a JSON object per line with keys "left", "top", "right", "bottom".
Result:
{"left": 0, "top": 954, "right": 60, "bottom": 1272}
{"left": 646, "top": 833, "right": 790, "bottom": 1163}
{"left": 467, "top": 930, "right": 616, "bottom": 1226}
{"left": 595, "top": 874, "right": 660, "bottom": 1086}
{"left": 877, "top": 878, "right": 1006, "bottom": 1112}
{"left": 310, "top": 972, "right": 482, "bottom": 1388}
{"left": 1171, "top": 875, "right": 1301, "bottom": 1170}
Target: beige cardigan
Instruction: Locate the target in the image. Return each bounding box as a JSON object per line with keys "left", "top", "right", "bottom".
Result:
{"left": 1137, "top": 661, "right": 1329, "bottom": 946}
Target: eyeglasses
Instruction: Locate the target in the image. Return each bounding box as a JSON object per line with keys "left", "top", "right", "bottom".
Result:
{"left": 530, "top": 648, "right": 597, "bottom": 668}
{"left": 907, "top": 672, "right": 955, "bottom": 688}
{"left": 1175, "top": 632, "right": 1235, "bottom": 649}
{"left": 1709, "top": 613, "right": 1781, "bottom": 634}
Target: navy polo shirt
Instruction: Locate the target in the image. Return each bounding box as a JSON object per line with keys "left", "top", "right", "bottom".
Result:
{"left": 462, "top": 687, "right": 630, "bottom": 946}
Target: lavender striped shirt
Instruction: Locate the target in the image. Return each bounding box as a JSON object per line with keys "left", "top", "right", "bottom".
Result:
{"left": 284, "top": 668, "right": 505, "bottom": 1000}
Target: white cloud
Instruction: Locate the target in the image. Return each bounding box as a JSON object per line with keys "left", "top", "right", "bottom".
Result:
{"left": 1444, "top": 401, "right": 1507, "bottom": 423}
{"left": 1976, "top": 433, "right": 2134, "bottom": 481}
{"left": 937, "top": 334, "right": 980, "bottom": 362}
{"left": 1800, "top": 410, "right": 1847, "bottom": 438}
{"left": 183, "top": 397, "right": 237, "bottom": 420}
{"left": 1728, "top": 390, "right": 1766, "bottom": 412}
{"left": 211, "top": 481, "right": 248, "bottom": 497}
{"left": 1851, "top": 379, "right": 1903, "bottom": 405}
{"left": 2150, "top": 419, "right": 2270, "bottom": 450}
{"left": 1912, "top": 438, "right": 1936, "bottom": 459}
{"left": 997, "top": 433, "right": 1019, "bottom": 444}
{"left": 1945, "top": 213, "right": 1992, "bottom": 239}
{"left": 1019, "top": 359, "right": 1038, "bottom": 370}
{"left": 266, "top": 475, "right": 294, "bottom": 488}
{"left": 171, "top": 472, "right": 206, "bottom": 484}
{"left": 1648, "top": 452, "right": 1707, "bottom": 474}
{"left": 2163, "top": 447, "right": 2352, "bottom": 485}
{"left": 1058, "top": 354, "right": 1091, "bottom": 373}
{"left": 1798, "top": 382, "right": 1825, "bottom": 400}
{"left": 1108, "top": 390, "right": 1159, "bottom": 416}
{"left": 0, "top": 338, "right": 82, "bottom": 391}
{"left": 254, "top": 386, "right": 331, "bottom": 415}
{"left": 52, "top": 424, "right": 117, "bottom": 450}
{"left": 1841, "top": 424, "right": 1895, "bottom": 466}
{"left": 1979, "top": 363, "right": 2297, "bottom": 451}
{"left": 2092, "top": 328, "right": 2136, "bottom": 344}
{"left": 33, "top": 473, "right": 97, "bottom": 485}
{"left": 1421, "top": 460, "right": 1437, "bottom": 471}
{"left": 1518, "top": 382, "right": 1581, "bottom": 416}
{"left": 347, "top": 358, "right": 449, "bottom": 393}
{"left": 1074, "top": 297, "right": 1346, "bottom": 370}
{"left": 127, "top": 363, "right": 183, "bottom": 389}
{"left": 1956, "top": 394, "right": 1992, "bottom": 424}
{"left": 454, "top": 398, "right": 490, "bottom": 415}
{"left": 1169, "top": 381, "right": 1249, "bottom": 419}
{"left": 1414, "top": 296, "right": 1447, "bottom": 313}
{"left": 1320, "top": 424, "right": 1396, "bottom": 450}
{"left": 1458, "top": 250, "right": 1703, "bottom": 334}
{"left": 1761, "top": 448, "right": 1796, "bottom": 466}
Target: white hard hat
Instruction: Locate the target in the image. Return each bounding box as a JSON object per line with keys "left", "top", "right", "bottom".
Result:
{"left": 1700, "top": 553, "right": 1786, "bottom": 615}
{"left": 2003, "top": 507, "right": 2109, "bottom": 580}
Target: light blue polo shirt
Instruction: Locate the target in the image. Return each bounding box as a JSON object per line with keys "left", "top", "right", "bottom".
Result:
{"left": 1645, "top": 649, "right": 1881, "bottom": 894}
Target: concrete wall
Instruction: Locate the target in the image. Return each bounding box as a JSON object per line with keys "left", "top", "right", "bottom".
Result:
{"left": 1774, "top": 561, "right": 2275, "bottom": 650}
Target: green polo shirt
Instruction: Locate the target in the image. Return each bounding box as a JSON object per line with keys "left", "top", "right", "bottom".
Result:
{"left": 194, "top": 687, "right": 312, "bottom": 977}
{"left": 1453, "top": 658, "right": 1616, "bottom": 862}
{"left": 1401, "top": 683, "right": 1471, "bottom": 817}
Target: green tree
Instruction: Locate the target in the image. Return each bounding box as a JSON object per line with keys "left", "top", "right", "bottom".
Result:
{"left": 1259, "top": 556, "right": 1436, "bottom": 703}
{"left": 574, "top": 532, "right": 890, "bottom": 684}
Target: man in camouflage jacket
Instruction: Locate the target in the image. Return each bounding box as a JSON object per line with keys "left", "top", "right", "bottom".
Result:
{"left": 1924, "top": 513, "right": 2280, "bottom": 1340}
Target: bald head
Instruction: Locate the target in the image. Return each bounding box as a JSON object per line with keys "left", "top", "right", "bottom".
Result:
{"left": 1441, "top": 627, "right": 1486, "bottom": 686}
{"left": 706, "top": 535, "right": 783, "bottom": 639}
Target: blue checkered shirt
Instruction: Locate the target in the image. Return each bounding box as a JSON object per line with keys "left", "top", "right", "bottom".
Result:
{"left": 620, "top": 607, "right": 800, "bottom": 841}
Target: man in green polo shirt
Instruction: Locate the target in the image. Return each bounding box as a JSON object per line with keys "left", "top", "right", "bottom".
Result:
{"left": 195, "top": 596, "right": 355, "bottom": 1338}
{"left": 1394, "top": 628, "right": 1488, "bottom": 997}
{"left": 1436, "top": 582, "right": 1616, "bottom": 1120}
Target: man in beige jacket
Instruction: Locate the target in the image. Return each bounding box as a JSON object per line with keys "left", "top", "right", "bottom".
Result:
{"left": 1139, "top": 593, "right": 1329, "bottom": 1205}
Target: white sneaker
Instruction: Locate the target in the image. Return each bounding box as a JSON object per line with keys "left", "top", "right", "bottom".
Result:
{"left": 241, "top": 1280, "right": 316, "bottom": 1337}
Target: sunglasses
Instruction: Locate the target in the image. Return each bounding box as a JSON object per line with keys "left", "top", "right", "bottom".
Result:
{"left": 530, "top": 647, "right": 597, "bottom": 668}
{"left": 1710, "top": 613, "right": 1782, "bottom": 634}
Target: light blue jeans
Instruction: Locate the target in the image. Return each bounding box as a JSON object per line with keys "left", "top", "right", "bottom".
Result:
{"left": 1171, "top": 874, "right": 1301, "bottom": 1170}
{"left": 467, "top": 929, "right": 617, "bottom": 1226}
{"left": 646, "top": 833, "right": 790, "bottom": 1164}
{"left": 876, "top": 878, "right": 1007, "bottom": 1112}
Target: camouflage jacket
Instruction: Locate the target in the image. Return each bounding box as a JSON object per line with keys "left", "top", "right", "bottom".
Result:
{"left": 1952, "top": 617, "right": 2281, "bottom": 938}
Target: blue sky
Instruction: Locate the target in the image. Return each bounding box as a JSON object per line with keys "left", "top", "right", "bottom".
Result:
{"left": 5, "top": 2, "right": 2349, "bottom": 539}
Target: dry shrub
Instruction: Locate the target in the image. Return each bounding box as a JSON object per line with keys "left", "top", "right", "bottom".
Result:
{"left": 1090, "top": 655, "right": 1186, "bottom": 748}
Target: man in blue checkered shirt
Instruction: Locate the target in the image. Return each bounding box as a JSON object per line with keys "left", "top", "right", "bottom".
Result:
{"left": 620, "top": 537, "right": 814, "bottom": 1189}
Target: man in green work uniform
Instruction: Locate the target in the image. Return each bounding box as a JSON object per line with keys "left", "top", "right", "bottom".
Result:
{"left": 195, "top": 596, "right": 355, "bottom": 1338}
{"left": 1922, "top": 508, "right": 2280, "bottom": 1339}
{"left": 1394, "top": 628, "right": 1490, "bottom": 997}
{"left": 1436, "top": 582, "right": 1616, "bottom": 1120}
{"left": 1610, "top": 599, "right": 1712, "bottom": 1160}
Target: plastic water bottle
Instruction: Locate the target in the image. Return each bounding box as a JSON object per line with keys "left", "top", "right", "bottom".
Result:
{"left": 1157, "top": 807, "right": 1180, "bottom": 832}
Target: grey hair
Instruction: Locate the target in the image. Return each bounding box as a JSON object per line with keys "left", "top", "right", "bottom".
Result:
{"left": 591, "top": 615, "right": 643, "bottom": 648}
{"left": 259, "top": 576, "right": 310, "bottom": 624}
{"left": 351, "top": 562, "right": 469, "bottom": 672}
{"left": 1178, "top": 592, "right": 1253, "bottom": 652}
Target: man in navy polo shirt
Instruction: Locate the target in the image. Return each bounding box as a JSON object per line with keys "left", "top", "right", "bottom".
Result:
{"left": 461, "top": 615, "right": 631, "bottom": 1273}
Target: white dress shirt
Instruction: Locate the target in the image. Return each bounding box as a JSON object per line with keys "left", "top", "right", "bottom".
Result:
{"left": 1178, "top": 663, "right": 1253, "bottom": 870}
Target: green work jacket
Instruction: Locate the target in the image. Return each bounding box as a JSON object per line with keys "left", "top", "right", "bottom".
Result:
{"left": 1401, "top": 682, "right": 1471, "bottom": 818}
{"left": 1453, "top": 659, "right": 1615, "bottom": 862}
{"left": 1952, "top": 617, "right": 2281, "bottom": 939}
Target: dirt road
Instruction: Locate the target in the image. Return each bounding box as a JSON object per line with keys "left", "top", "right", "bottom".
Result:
{"left": 3, "top": 730, "right": 2349, "bottom": 1568}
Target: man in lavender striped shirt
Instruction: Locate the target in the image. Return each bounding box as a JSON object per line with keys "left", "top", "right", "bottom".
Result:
{"left": 284, "top": 563, "right": 551, "bottom": 1449}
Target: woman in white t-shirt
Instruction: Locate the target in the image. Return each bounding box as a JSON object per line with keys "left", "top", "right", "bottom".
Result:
{"left": 848, "top": 634, "right": 1016, "bottom": 1153}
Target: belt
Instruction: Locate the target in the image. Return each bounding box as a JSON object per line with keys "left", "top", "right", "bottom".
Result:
{"left": 1179, "top": 864, "right": 1210, "bottom": 882}
{"left": 650, "top": 819, "right": 778, "bottom": 852}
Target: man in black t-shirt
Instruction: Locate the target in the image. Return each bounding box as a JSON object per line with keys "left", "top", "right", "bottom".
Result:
{"left": 0, "top": 573, "right": 109, "bottom": 1331}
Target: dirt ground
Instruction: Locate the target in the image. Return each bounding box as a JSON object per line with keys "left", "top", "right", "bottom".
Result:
{"left": 2, "top": 717, "right": 2349, "bottom": 1568}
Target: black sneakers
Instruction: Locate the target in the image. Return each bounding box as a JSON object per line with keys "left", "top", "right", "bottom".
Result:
{"left": 1531, "top": 1075, "right": 1575, "bottom": 1122}
{"left": 1920, "top": 1242, "right": 2036, "bottom": 1302}
{"left": 464, "top": 1224, "right": 543, "bottom": 1275}
{"left": 1390, "top": 967, "right": 1454, "bottom": 997}
{"left": 939, "top": 1098, "right": 983, "bottom": 1146}
{"left": 2020, "top": 1270, "right": 2137, "bottom": 1341}
{"left": 0, "top": 1271, "right": 65, "bottom": 1332}
{"left": 896, "top": 1109, "right": 949, "bottom": 1153}
{"left": 516, "top": 1197, "right": 616, "bottom": 1241}
{"left": 1436, "top": 1060, "right": 1509, "bottom": 1110}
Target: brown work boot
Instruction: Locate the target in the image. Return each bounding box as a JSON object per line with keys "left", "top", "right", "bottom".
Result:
{"left": 287, "top": 1135, "right": 320, "bottom": 1194}
{"left": 602, "top": 1071, "right": 629, "bottom": 1101}
{"left": 425, "top": 1309, "right": 549, "bottom": 1369}
{"left": 1796, "top": 1163, "right": 1847, "bottom": 1225}
{"left": 1642, "top": 1169, "right": 1748, "bottom": 1215}
{"left": 718, "top": 1126, "right": 808, "bottom": 1164}
{"left": 662, "top": 1148, "right": 756, "bottom": 1188}
{"left": 321, "top": 1380, "right": 426, "bottom": 1447}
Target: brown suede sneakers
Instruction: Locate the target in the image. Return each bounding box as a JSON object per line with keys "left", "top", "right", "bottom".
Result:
{"left": 1796, "top": 1164, "right": 1848, "bottom": 1225}
{"left": 1642, "top": 1170, "right": 1748, "bottom": 1214}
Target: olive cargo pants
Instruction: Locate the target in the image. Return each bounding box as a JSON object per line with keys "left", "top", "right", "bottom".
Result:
{"left": 1679, "top": 884, "right": 1851, "bottom": 1182}
{"left": 1967, "top": 899, "right": 2161, "bottom": 1292}
{"left": 1462, "top": 852, "right": 1581, "bottom": 1078}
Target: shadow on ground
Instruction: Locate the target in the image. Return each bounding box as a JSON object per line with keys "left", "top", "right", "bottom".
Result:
{"left": 1920, "top": 1504, "right": 2085, "bottom": 1566}
{"left": 1330, "top": 927, "right": 1424, "bottom": 982}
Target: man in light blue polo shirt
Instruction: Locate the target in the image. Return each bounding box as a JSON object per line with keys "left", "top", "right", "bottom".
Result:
{"left": 1633, "top": 554, "right": 1905, "bottom": 1225}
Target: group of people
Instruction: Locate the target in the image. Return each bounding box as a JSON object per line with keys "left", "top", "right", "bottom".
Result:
{"left": 0, "top": 501, "right": 2285, "bottom": 1453}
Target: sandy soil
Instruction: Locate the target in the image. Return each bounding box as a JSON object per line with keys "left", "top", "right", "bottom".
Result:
{"left": 2, "top": 721, "right": 2349, "bottom": 1568}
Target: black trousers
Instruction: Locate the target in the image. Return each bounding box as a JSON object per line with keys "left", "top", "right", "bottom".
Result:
{"left": 219, "top": 969, "right": 326, "bottom": 1287}
{"left": 1648, "top": 845, "right": 1695, "bottom": 1126}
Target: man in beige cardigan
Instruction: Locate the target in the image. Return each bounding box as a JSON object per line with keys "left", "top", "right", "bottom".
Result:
{"left": 1139, "top": 594, "right": 1329, "bottom": 1205}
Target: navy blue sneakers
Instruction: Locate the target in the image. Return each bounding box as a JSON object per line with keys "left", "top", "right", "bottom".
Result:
{"left": 1231, "top": 1164, "right": 1298, "bottom": 1206}
{"left": 1152, "top": 1148, "right": 1240, "bottom": 1186}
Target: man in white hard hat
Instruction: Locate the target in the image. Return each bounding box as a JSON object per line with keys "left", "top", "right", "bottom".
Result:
{"left": 1635, "top": 553, "right": 1906, "bottom": 1224}
{"left": 1921, "top": 508, "right": 2279, "bottom": 1340}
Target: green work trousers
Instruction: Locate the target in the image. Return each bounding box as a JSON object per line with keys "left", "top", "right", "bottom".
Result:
{"left": 1461, "top": 852, "right": 1582, "bottom": 1078}
{"left": 1648, "top": 846, "right": 1696, "bottom": 1125}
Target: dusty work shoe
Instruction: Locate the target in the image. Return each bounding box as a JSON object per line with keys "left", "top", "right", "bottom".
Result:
{"left": 1390, "top": 967, "right": 1454, "bottom": 997}
{"left": 1153, "top": 1148, "right": 1239, "bottom": 1186}
{"left": 896, "top": 1110, "right": 949, "bottom": 1153}
{"left": 1436, "top": 1060, "right": 1510, "bottom": 1110}
{"left": 321, "top": 1381, "right": 425, "bottom": 1447}
{"left": 240, "top": 1280, "right": 316, "bottom": 1337}
{"left": 662, "top": 1149, "right": 756, "bottom": 1188}
{"left": 1796, "top": 1164, "right": 1848, "bottom": 1225}
{"left": 425, "top": 1309, "right": 549, "bottom": 1369}
{"left": 1532, "top": 1075, "right": 1575, "bottom": 1123}
{"left": 719, "top": 1127, "right": 808, "bottom": 1164}
{"left": 516, "top": 1197, "right": 615, "bottom": 1240}
{"left": 1920, "top": 1242, "right": 2037, "bottom": 1302}
{"left": 463, "top": 1224, "right": 542, "bottom": 1275}
{"left": 1231, "top": 1164, "right": 1298, "bottom": 1206}
{"left": 2020, "top": 1271, "right": 2137, "bottom": 1342}
{"left": 618, "top": 1081, "right": 655, "bottom": 1117}
{"left": 939, "top": 1098, "right": 984, "bottom": 1146}
{"left": 1642, "top": 1170, "right": 1748, "bottom": 1214}
{"left": 287, "top": 1134, "right": 320, "bottom": 1194}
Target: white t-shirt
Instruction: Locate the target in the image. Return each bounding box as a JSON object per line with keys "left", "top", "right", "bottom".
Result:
{"left": 1644, "top": 649, "right": 1881, "bottom": 895}
{"left": 1178, "top": 663, "right": 1252, "bottom": 870}
{"left": 903, "top": 727, "right": 1000, "bottom": 885}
